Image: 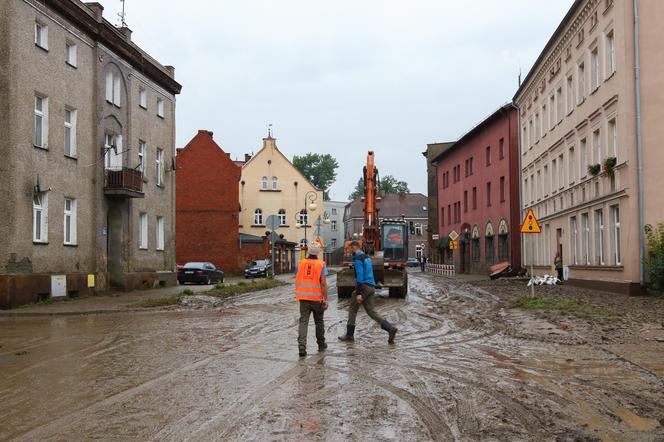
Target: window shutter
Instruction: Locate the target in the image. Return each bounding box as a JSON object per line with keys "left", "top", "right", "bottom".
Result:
{"left": 105, "top": 71, "right": 113, "bottom": 102}
{"left": 113, "top": 75, "right": 121, "bottom": 106}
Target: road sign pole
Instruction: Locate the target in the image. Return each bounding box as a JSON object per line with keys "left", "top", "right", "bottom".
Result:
{"left": 271, "top": 227, "right": 276, "bottom": 278}
{"left": 530, "top": 235, "right": 535, "bottom": 298}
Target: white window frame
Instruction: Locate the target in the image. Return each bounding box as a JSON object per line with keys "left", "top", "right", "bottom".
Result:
{"left": 568, "top": 145, "right": 576, "bottom": 184}
{"left": 35, "top": 21, "right": 48, "bottom": 50}
{"left": 577, "top": 61, "right": 585, "bottom": 104}
{"left": 579, "top": 138, "right": 587, "bottom": 178}
{"left": 607, "top": 118, "right": 617, "bottom": 159}
{"left": 558, "top": 153, "right": 564, "bottom": 190}
{"left": 549, "top": 94, "right": 556, "bottom": 128}
{"left": 34, "top": 94, "right": 48, "bottom": 148}
{"left": 139, "top": 87, "right": 147, "bottom": 109}
{"left": 105, "top": 70, "right": 122, "bottom": 107}
{"left": 156, "top": 216, "right": 164, "bottom": 251}
{"left": 612, "top": 205, "right": 621, "bottom": 265}
{"left": 299, "top": 210, "right": 308, "bottom": 226}
{"left": 415, "top": 223, "right": 423, "bottom": 236}
{"left": 331, "top": 238, "right": 337, "bottom": 248}
{"left": 331, "top": 220, "right": 337, "bottom": 231}
{"left": 605, "top": 30, "right": 616, "bottom": 77}
{"left": 566, "top": 75, "right": 574, "bottom": 114}
{"left": 65, "top": 41, "right": 77, "bottom": 67}
{"left": 63, "top": 197, "right": 77, "bottom": 245}
{"left": 595, "top": 209, "right": 605, "bottom": 265}
{"left": 156, "top": 148, "right": 164, "bottom": 186}
{"left": 261, "top": 176, "right": 268, "bottom": 190}
{"left": 278, "top": 209, "right": 286, "bottom": 226}
{"left": 593, "top": 128, "right": 601, "bottom": 164}
{"left": 582, "top": 213, "right": 590, "bottom": 265}
{"left": 64, "top": 107, "right": 77, "bottom": 157}
{"left": 570, "top": 216, "right": 578, "bottom": 265}
{"left": 556, "top": 86, "right": 563, "bottom": 123}
{"left": 157, "top": 98, "right": 164, "bottom": 118}
{"left": 272, "top": 176, "right": 278, "bottom": 190}
{"left": 138, "top": 141, "right": 146, "bottom": 175}
{"left": 33, "top": 192, "right": 48, "bottom": 243}
{"left": 590, "top": 46, "right": 600, "bottom": 91}
{"left": 139, "top": 212, "right": 148, "bottom": 249}
{"left": 253, "top": 209, "right": 263, "bottom": 225}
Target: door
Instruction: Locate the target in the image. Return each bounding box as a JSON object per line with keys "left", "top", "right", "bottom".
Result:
{"left": 107, "top": 204, "right": 124, "bottom": 288}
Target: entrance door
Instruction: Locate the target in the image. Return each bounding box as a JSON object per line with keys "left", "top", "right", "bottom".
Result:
{"left": 556, "top": 228, "right": 563, "bottom": 257}
{"left": 107, "top": 204, "right": 124, "bottom": 288}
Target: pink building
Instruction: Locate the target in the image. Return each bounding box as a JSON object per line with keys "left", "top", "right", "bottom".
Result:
{"left": 431, "top": 104, "right": 521, "bottom": 273}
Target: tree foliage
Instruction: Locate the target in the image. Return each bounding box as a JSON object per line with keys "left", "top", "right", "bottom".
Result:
{"left": 348, "top": 175, "right": 410, "bottom": 200}
{"left": 644, "top": 223, "right": 664, "bottom": 292}
{"left": 293, "top": 153, "right": 339, "bottom": 201}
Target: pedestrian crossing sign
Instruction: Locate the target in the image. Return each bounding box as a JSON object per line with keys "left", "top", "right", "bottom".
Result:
{"left": 520, "top": 209, "right": 541, "bottom": 234}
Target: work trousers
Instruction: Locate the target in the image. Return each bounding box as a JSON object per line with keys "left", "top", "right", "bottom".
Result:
{"left": 298, "top": 300, "right": 325, "bottom": 351}
{"left": 347, "top": 284, "right": 384, "bottom": 327}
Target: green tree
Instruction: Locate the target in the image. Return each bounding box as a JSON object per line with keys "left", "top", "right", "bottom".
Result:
{"left": 293, "top": 153, "right": 339, "bottom": 201}
{"left": 348, "top": 175, "right": 410, "bottom": 200}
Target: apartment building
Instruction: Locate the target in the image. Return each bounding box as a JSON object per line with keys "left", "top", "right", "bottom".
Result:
{"left": 431, "top": 104, "right": 521, "bottom": 274}
{"left": 423, "top": 142, "right": 455, "bottom": 263}
{"left": 0, "top": 0, "right": 181, "bottom": 307}
{"left": 322, "top": 200, "right": 346, "bottom": 251}
{"left": 514, "top": 0, "right": 664, "bottom": 293}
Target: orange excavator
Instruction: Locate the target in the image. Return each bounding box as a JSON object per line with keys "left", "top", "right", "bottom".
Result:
{"left": 337, "top": 151, "right": 409, "bottom": 298}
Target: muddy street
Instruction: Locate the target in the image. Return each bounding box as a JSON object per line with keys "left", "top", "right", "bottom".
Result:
{"left": 1, "top": 272, "right": 663, "bottom": 441}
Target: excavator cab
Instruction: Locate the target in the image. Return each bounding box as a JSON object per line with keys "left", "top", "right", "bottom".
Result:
{"left": 381, "top": 221, "right": 408, "bottom": 263}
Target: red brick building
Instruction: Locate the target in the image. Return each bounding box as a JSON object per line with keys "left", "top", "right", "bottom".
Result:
{"left": 176, "top": 130, "right": 242, "bottom": 272}
{"left": 431, "top": 104, "right": 521, "bottom": 273}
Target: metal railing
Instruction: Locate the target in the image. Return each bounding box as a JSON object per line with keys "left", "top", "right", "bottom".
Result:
{"left": 425, "top": 263, "right": 456, "bottom": 276}
{"left": 105, "top": 168, "right": 143, "bottom": 193}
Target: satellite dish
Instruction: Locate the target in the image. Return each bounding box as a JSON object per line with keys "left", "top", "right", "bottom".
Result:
{"left": 266, "top": 215, "right": 280, "bottom": 230}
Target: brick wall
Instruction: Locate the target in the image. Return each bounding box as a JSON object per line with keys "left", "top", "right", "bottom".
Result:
{"left": 176, "top": 131, "right": 242, "bottom": 272}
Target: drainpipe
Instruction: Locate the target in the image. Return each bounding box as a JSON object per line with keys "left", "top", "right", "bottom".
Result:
{"left": 633, "top": 0, "right": 645, "bottom": 286}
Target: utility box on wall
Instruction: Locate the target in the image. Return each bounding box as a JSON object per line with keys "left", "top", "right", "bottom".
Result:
{"left": 50, "top": 275, "right": 67, "bottom": 298}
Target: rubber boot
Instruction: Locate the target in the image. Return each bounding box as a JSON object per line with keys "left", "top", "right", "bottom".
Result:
{"left": 338, "top": 325, "right": 355, "bottom": 342}
{"left": 381, "top": 320, "right": 398, "bottom": 344}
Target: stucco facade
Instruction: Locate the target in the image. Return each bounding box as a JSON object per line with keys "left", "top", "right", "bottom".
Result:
{"left": 0, "top": 0, "right": 181, "bottom": 307}
{"left": 239, "top": 136, "right": 323, "bottom": 249}
{"left": 432, "top": 105, "right": 521, "bottom": 274}
{"left": 514, "top": 0, "right": 664, "bottom": 293}
{"left": 423, "top": 142, "right": 454, "bottom": 263}
{"left": 322, "top": 201, "right": 346, "bottom": 251}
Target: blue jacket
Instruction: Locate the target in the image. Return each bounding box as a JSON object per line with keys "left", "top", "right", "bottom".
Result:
{"left": 353, "top": 252, "right": 375, "bottom": 287}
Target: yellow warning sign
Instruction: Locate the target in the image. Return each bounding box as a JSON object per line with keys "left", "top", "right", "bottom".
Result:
{"left": 520, "top": 209, "right": 541, "bottom": 234}
{"left": 449, "top": 240, "right": 459, "bottom": 250}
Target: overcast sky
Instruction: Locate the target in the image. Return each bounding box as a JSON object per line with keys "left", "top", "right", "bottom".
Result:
{"left": 98, "top": 0, "right": 571, "bottom": 201}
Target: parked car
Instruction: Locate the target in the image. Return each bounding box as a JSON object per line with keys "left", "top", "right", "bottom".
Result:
{"left": 244, "top": 260, "right": 272, "bottom": 278}
{"left": 407, "top": 258, "right": 420, "bottom": 267}
{"left": 177, "top": 262, "right": 224, "bottom": 285}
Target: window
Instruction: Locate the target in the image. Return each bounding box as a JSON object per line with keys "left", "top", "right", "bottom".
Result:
{"left": 530, "top": 173, "right": 534, "bottom": 203}
{"left": 486, "top": 146, "right": 491, "bottom": 166}
{"left": 582, "top": 213, "right": 590, "bottom": 265}
{"left": 472, "top": 187, "right": 477, "bottom": 210}
{"left": 556, "top": 87, "right": 563, "bottom": 123}
{"left": 568, "top": 146, "right": 576, "bottom": 184}
{"left": 595, "top": 209, "right": 605, "bottom": 265}
{"left": 105, "top": 70, "right": 122, "bottom": 106}
{"left": 64, "top": 108, "right": 76, "bottom": 157}
{"left": 278, "top": 209, "right": 286, "bottom": 226}
{"left": 612, "top": 205, "right": 621, "bottom": 265}
{"left": 63, "top": 198, "right": 76, "bottom": 245}
{"left": 409, "top": 221, "right": 415, "bottom": 234}
{"left": 447, "top": 204, "right": 451, "bottom": 225}
{"left": 549, "top": 95, "right": 556, "bottom": 128}
{"left": 331, "top": 208, "right": 337, "bottom": 215}
{"left": 543, "top": 165, "right": 549, "bottom": 196}
{"left": 34, "top": 95, "right": 48, "bottom": 148}
{"left": 528, "top": 119, "right": 533, "bottom": 147}
{"left": 469, "top": 157, "right": 473, "bottom": 175}
{"left": 535, "top": 170, "right": 540, "bottom": 200}
{"left": 65, "top": 41, "right": 77, "bottom": 66}
{"left": 499, "top": 138, "right": 505, "bottom": 159}
{"left": 607, "top": 118, "right": 617, "bottom": 158}
{"left": 299, "top": 209, "right": 308, "bottom": 226}
{"left": 591, "top": 47, "right": 600, "bottom": 91}
{"left": 35, "top": 21, "right": 48, "bottom": 50}
{"left": 500, "top": 177, "right": 505, "bottom": 202}
{"left": 139, "top": 87, "right": 147, "bottom": 109}
{"left": 593, "top": 129, "right": 601, "bottom": 164}
{"left": 139, "top": 213, "right": 148, "bottom": 249}
{"left": 524, "top": 177, "right": 529, "bottom": 204}
{"left": 577, "top": 62, "right": 586, "bottom": 103}
{"left": 156, "top": 216, "right": 164, "bottom": 251}
{"left": 416, "top": 244, "right": 423, "bottom": 260}
{"left": 580, "top": 138, "right": 587, "bottom": 177}
{"left": 605, "top": 30, "right": 616, "bottom": 76}
{"left": 138, "top": 141, "right": 146, "bottom": 175}
{"left": 415, "top": 224, "right": 423, "bottom": 236}
{"left": 157, "top": 98, "right": 165, "bottom": 118}
{"left": 522, "top": 126, "right": 527, "bottom": 152}
{"left": 33, "top": 192, "right": 48, "bottom": 243}
{"left": 486, "top": 182, "right": 492, "bottom": 206}
{"left": 485, "top": 235, "right": 495, "bottom": 264}
{"left": 570, "top": 216, "right": 579, "bottom": 265}
{"left": 472, "top": 238, "right": 480, "bottom": 262}
{"left": 272, "top": 176, "right": 278, "bottom": 190}
{"left": 498, "top": 234, "right": 509, "bottom": 261}
{"left": 541, "top": 104, "right": 548, "bottom": 134}
{"left": 156, "top": 148, "right": 164, "bottom": 186}
{"left": 253, "top": 209, "right": 263, "bottom": 225}
{"left": 463, "top": 191, "right": 468, "bottom": 212}
{"left": 261, "top": 176, "right": 268, "bottom": 190}
{"left": 552, "top": 158, "right": 558, "bottom": 192}
{"left": 331, "top": 238, "right": 337, "bottom": 248}
{"left": 558, "top": 154, "right": 564, "bottom": 190}
{"left": 331, "top": 220, "right": 338, "bottom": 231}
{"left": 566, "top": 75, "right": 574, "bottom": 113}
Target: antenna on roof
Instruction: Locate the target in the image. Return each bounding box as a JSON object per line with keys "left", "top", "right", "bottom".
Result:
{"left": 267, "top": 123, "right": 273, "bottom": 138}
{"left": 118, "top": 0, "right": 127, "bottom": 27}
{"left": 518, "top": 61, "right": 522, "bottom": 87}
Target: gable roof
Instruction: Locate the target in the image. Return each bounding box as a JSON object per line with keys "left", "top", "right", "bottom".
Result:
{"left": 177, "top": 130, "right": 240, "bottom": 170}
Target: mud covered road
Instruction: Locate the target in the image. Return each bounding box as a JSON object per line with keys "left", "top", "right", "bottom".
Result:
{"left": 1, "top": 272, "right": 663, "bottom": 441}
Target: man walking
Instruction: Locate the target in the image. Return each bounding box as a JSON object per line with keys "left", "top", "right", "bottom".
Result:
{"left": 339, "top": 241, "right": 398, "bottom": 344}
{"left": 295, "top": 241, "right": 328, "bottom": 357}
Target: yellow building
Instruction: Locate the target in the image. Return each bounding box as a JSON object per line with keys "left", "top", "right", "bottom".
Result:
{"left": 239, "top": 136, "right": 323, "bottom": 250}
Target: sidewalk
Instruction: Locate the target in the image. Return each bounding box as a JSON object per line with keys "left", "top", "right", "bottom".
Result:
{"left": 0, "top": 274, "right": 295, "bottom": 317}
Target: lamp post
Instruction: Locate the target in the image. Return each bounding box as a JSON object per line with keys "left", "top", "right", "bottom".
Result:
{"left": 295, "top": 190, "right": 318, "bottom": 259}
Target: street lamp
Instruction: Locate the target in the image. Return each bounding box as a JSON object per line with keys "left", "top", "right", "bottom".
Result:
{"left": 296, "top": 191, "right": 318, "bottom": 251}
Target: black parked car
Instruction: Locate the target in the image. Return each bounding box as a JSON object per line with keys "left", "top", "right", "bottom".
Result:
{"left": 178, "top": 262, "right": 224, "bottom": 285}
{"left": 244, "top": 260, "right": 272, "bottom": 278}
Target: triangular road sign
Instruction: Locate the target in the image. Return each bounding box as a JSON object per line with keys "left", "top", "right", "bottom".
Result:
{"left": 520, "top": 209, "right": 541, "bottom": 234}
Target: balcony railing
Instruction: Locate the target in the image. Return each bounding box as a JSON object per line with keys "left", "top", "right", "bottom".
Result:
{"left": 104, "top": 167, "right": 144, "bottom": 198}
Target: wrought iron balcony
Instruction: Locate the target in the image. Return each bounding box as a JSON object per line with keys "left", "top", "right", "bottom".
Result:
{"left": 104, "top": 167, "right": 144, "bottom": 198}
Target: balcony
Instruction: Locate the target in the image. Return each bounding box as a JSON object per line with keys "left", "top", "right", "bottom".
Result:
{"left": 104, "top": 168, "right": 144, "bottom": 198}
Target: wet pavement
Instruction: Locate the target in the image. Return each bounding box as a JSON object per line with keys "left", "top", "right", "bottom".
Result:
{"left": 1, "top": 272, "right": 663, "bottom": 441}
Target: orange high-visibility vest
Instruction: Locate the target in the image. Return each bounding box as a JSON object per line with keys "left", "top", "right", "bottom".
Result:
{"left": 295, "top": 259, "right": 325, "bottom": 301}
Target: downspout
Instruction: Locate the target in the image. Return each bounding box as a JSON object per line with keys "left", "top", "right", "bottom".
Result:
{"left": 633, "top": 0, "right": 645, "bottom": 286}
{"left": 515, "top": 102, "right": 524, "bottom": 270}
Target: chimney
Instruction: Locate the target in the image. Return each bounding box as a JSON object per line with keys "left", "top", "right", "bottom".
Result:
{"left": 85, "top": 2, "right": 104, "bottom": 22}
{"left": 244, "top": 154, "right": 252, "bottom": 162}
{"left": 164, "top": 65, "right": 175, "bottom": 78}
{"left": 118, "top": 26, "right": 132, "bottom": 41}
{"left": 198, "top": 129, "right": 213, "bottom": 137}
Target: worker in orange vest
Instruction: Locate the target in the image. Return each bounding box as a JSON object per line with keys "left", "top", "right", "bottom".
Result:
{"left": 295, "top": 240, "right": 329, "bottom": 357}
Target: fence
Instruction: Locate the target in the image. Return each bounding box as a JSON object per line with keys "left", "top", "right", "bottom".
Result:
{"left": 425, "top": 263, "right": 456, "bottom": 277}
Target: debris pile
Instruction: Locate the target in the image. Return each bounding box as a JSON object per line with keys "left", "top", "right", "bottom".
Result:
{"left": 527, "top": 274, "right": 561, "bottom": 286}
